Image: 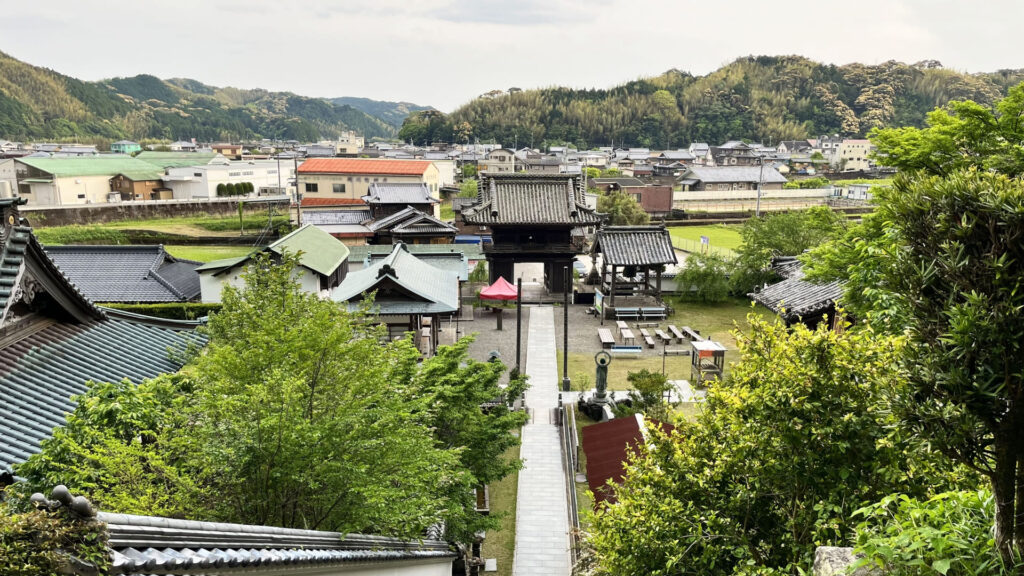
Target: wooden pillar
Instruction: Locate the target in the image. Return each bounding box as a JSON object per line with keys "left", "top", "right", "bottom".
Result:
{"left": 644, "top": 267, "right": 651, "bottom": 298}
{"left": 656, "top": 268, "right": 663, "bottom": 299}
{"left": 609, "top": 264, "right": 617, "bottom": 307}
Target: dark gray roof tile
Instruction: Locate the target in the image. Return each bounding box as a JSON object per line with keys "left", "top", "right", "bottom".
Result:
{"left": 592, "top": 226, "right": 677, "bottom": 266}
{"left": 44, "top": 245, "right": 201, "bottom": 303}
{"left": 463, "top": 173, "right": 602, "bottom": 226}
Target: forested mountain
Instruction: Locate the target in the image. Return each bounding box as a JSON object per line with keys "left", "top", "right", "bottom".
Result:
{"left": 329, "top": 96, "right": 433, "bottom": 128}
{"left": 429, "top": 56, "right": 1024, "bottom": 148}
{"left": 0, "top": 51, "right": 396, "bottom": 143}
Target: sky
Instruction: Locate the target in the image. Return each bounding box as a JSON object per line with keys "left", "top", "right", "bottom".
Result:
{"left": 0, "top": 0, "right": 1020, "bottom": 112}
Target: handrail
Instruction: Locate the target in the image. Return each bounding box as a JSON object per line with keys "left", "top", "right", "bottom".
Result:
{"left": 558, "top": 394, "right": 581, "bottom": 566}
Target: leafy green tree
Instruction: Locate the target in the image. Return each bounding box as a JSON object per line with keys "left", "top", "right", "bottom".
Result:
{"left": 224, "top": 182, "right": 237, "bottom": 196}
{"left": 597, "top": 189, "right": 650, "bottom": 226}
{"left": 600, "top": 168, "right": 622, "bottom": 177}
{"left": 730, "top": 206, "right": 846, "bottom": 295}
{"left": 462, "top": 164, "right": 478, "bottom": 178}
{"left": 871, "top": 84, "right": 1024, "bottom": 177}
{"left": 468, "top": 260, "right": 487, "bottom": 283}
{"left": 586, "top": 316, "right": 971, "bottom": 575}
{"left": 613, "top": 369, "right": 676, "bottom": 421}
{"left": 585, "top": 167, "right": 601, "bottom": 179}
{"left": 783, "top": 176, "right": 830, "bottom": 189}
{"left": 809, "top": 170, "right": 1024, "bottom": 560}
{"left": 675, "top": 251, "right": 732, "bottom": 303}
{"left": 459, "top": 178, "right": 479, "bottom": 198}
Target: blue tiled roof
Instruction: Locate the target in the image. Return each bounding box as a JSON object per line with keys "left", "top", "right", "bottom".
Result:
{"left": 0, "top": 317, "right": 205, "bottom": 470}
{"left": 44, "top": 245, "right": 202, "bottom": 303}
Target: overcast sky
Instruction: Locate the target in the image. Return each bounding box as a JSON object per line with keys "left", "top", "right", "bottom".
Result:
{"left": 1, "top": 0, "right": 1019, "bottom": 112}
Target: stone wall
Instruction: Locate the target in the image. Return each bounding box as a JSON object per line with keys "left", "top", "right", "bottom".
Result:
{"left": 814, "top": 546, "right": 880, "bottom": 576}
{"left": 21, "top": 197, "right": 291, "bottom": 227}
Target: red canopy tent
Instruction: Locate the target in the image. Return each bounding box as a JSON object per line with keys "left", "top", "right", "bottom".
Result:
{"left": 479, "top": 276, "right": 518, "bottom": 301}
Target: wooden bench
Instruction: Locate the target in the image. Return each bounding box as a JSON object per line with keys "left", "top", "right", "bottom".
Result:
{"left": 616, "top": 320, "right": 629, "bottom": 335}
{"left": 610, "top": 345, "right": 643, "bottom": 357}
{"left": 639, "top": 329, "right": 656, "bottom": 349}
{"left": 636, "top": 321, "right": 660, "bottom": 328}
{"left": 663, "top": 348, "right": 691, "bottom": 356}
{"left": 681, "top": 326, "right": 703, "bottom": 342}
{"left": 598, "top": 328, "right": 615, "bottom": 349}
{"left": 640, "top": 307, "right": 667, "bottom": 320}
{"left": 620, "top": 328, "right": 636, "bottom": 346}
{"left": 655, "top": 329, "right": 673, "bottom": 343}
{"left": 614, "top": 307, "right": 641, "bottom": 320}
{"left": 668, "top": 325, "right": 685, "bottom": 343}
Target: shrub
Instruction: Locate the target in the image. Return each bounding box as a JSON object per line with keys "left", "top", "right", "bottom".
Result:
{"left": 101, "top": 302, "right": 222, "bottom": 320}
{"left": 216, "top": 183, "right": 227, "bottom": 196}
{"left": 468, "top": 261, "right": 488, "bottom": 283}
{"left": 225, "top": 183, "right": 237, "bottom": 196}
{"left": 0, "top": 495, "right": 110, "bottom": 576}
{"left": 675, "top": 251, "right": 732, "bottom": 303}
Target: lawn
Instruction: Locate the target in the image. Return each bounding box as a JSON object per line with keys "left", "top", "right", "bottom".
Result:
{"left": 34, "top": 213, "right": 290, "bottom": 244}
{"left": 560, "top": 298, "right": 773, "bottom": 389}
{"left": 439, "top": 201, "right": 455, "bottom": 221}
{"left": 165, "top": 245, "right": 255, "bottom": 263}
{"left": 480, "top": 443, "right": 520, "bottom": 576}
{"left": 668, "top": 224, "right": 743, "bottom": 253}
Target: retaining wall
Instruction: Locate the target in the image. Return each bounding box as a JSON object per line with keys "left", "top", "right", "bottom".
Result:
{"left": 22, "top": 197, "right": 291, "bottom": 227}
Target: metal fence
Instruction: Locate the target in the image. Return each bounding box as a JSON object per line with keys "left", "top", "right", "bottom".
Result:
{"left": 558, "top": 394, "right": 581, "bottom": 565}
{"left": 670, "top": 236, "right": 738, "bottom": 258}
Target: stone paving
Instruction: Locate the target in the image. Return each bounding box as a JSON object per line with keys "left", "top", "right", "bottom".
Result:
{"left": 513, "top": 306, "right": 571, "bottom": 576}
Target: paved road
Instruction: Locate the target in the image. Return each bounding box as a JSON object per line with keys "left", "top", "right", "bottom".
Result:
{"left": 513, "top": 306, "right": 571, "bottom": 576}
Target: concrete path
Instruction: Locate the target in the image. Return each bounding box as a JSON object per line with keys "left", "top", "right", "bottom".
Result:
{"left": 513, "top": 306, "right": 571, "bottom": 576}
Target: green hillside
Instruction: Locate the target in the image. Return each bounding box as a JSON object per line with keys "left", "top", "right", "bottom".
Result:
{"left": 330, "top": 96, "right": 433, "bottom": 128}
{"left": 436, "top": 55, "right": 1024, "bottom": 148}
{"left": 0, "top": 51, "right": 396, "bottom": 143}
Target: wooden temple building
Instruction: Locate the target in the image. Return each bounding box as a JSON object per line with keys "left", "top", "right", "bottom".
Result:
{"left": 590, "top": 225, "right": 677, "bottom": 318}
{"left": 461, "top": 173, "right": 602, "bottom": 293}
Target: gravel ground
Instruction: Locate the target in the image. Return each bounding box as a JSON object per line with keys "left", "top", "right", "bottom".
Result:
{"left": 439, "top": 303, "right": 530, "bottom": 387}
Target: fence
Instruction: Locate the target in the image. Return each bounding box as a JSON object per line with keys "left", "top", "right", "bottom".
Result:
{"left": 558, "top": 394, "right": 582, "bottom": 565}
{"left": 670, "top": 236, "right": 738, "bottom": 259}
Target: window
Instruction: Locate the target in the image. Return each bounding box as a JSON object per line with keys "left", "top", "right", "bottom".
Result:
{"left": 305, "top": 183, "right": 318, "bottom": 193}
{"left": 347, "top": 176, "right": 352, "bottom": 182}
{"left": 77, "top": 194, "right": 86, "bottom": 199}
{"left": 194, "top": 172, "right": 202, "bottom": 177}
{"left": 364, "top": 177, "right": 370, "bottom": 182}
{"left": 332, "top": 183, "right": 346, "bottom": 194}
{"left": 373, "top": 178, "right": 378, "bottom": 182}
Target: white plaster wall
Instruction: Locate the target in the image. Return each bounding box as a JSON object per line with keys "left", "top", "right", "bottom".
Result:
{"left": 200, "top": 265, "right": 321, "bottom": 303}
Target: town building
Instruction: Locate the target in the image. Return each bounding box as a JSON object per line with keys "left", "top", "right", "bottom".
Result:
{"left": 0, "top": 195, "right": 204, "bottom": 472}
{"left": 678, "top": 165, "right": 788, "bottom": 191}
{"left": 210, "top": 143, "right": 243, "bottom": 160}
{"left": 366, "top": 206, "right": 458, "bottom": 245}
{"left": 363, "top": 182, "right": 439, "bottom": 219}
{"left": 478, "top": 148, "right": 516, "bottom": 173}
{"left": 167, "top": 140, "right": 198, "bottom": 152}
{"left": 710, "top": 141, "right": 760, "bottom": 166}
{"left": 52, "top": 145, "right": 98, "bottom": 158}
{"left": 837, "top": 139, "right": 874, "bottom": 171}
{"left": 163, "top": 160, "right": 294, "bottom": 199}
{"left": 516, "top": 156, "right": 562, "bottom": 173}
{"left": 44, "top": 245, "right": 201, "bottom": 303}
{"left": 301, "top": 208, "right": 374, "bottom": 245}
{"left": 109, "top": 140, "right": 141, "bottom": 154}
{"left": 297, "top": 158, "right": 441, "bottom": 210}
{"left": 196, "top": 224, "right": 350, "bottom": 303}
{"left": 13, "top": 157, "right": 170, "bottom": 205}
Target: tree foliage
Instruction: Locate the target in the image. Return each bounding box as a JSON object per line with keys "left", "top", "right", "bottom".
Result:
{"left": 597, "top": 190, "right": 650, "bottom": 226}
{"left": 586, "top": 316, "right": 972, "bottom": 575}
{"left": 675, "top": 251, "right": 732, "bottom": 303}
{"left": 613, "top": 369, "right": 676, "bottom": 421}
{"left": 16, "top": 253, "right": 524, "bottom": 544}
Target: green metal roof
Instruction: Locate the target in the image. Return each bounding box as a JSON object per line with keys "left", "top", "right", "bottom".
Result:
{"left": 135, "top": 151, "right": 221, "bottom": 169}
{"left": 195, "top": 226, "right": 349, "bottom": 278}
{"left": 268, "top": 225, "right": 350, "bottom": 277}
{"left": 333, "top": 243, "right": 459, "bottom": 315}
{"left": 17, "top": 157, "right": 163, "bottom": 179}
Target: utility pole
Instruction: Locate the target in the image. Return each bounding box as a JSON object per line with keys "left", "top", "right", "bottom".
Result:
{"left": 755, "top": 155, "right": 765, "bottom": 217}
{"left": 562, "top": 265, "right": 571, "bottom": 392}
{"left": 516, "top": 277, "right": 522, "bottom": 374}
{"left": 293, "top": 156, "right": 302, "bottom": 225}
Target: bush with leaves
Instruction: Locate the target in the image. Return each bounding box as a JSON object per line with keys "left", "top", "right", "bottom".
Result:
{"left": 586, "top": 315, "right": 974, "bottom": 575}
{"left": 597, "top": 189, "right": 650, "bottom": 226}
{"left": 853, "top": 491, "right": 1022, "bottom": 576}
{"left": 612, "top": 369, "right": 676, "bottom": 421}
{"left": 468, "top": 260, "right": 488, "bottom": 283}
{"left": 0, "top": 495, "right": 110, "bottom": 576}
{"left": 675, "top": 251, "right": 732, "bottom": 303}
{"left": 459, "top": 178, "right": 479, "bottom": 198}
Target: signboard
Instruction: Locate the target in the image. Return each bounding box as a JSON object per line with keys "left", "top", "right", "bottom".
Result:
{"left": 700, "top": 235, "right": 710, "bottom": 245}
{"left": 595, "top": 290, "right": 604, "bottom": 314}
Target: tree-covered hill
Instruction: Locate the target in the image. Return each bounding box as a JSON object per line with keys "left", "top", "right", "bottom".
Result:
{"left": 439, "top": 55, "right": 1024, "bottom": 148}
{"left": 329, "top": 96, "right": 434, "bottom": 128}
{"left": 0, "top": 51, "right": 396, "bottom": 143}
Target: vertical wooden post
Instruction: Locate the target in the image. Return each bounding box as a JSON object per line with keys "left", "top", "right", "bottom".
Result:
{"left": 516, "top": 277, "right": 522, "bottom": 373}
{"left": 562, "top": 265, "right": 571, "bottom": 392}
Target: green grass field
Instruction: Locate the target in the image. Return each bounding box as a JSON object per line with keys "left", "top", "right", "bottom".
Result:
{"left": 165, "top": 245, "right": 255, "bottom": 263}
{"left": 34, "top": 213, "right": 290, "bottom": 244}
{"left": 668, "top": 225, "right": 743, "bottom": 252}
{"left": 439, "top": 201, "right": 455, "bottom": 221}
{"left": 480, "top": 443, "right": 520, "bottom": 576}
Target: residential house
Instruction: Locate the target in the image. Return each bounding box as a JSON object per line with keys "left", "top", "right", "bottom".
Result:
{"left": 304, "top": 143, "right": 337, "bottom": 157}
{"left": 628, "top": 185, "right": 673, "bottom": 218}
{"left": 478, "top": 148, "right": 516, "bottom": 173}
{"left": 167, "top": 140, "right": 198, "bottom": 152}
{"left": 110, "top": 164, "right": 173, "bottom": 200}
{"left": 43, "top": 245, "right": 201, "bottom": 303}
{"left": 366, "top": 206, "right": 457, "bottom": 245}
{"left": 655, "top": 149, "right": 695, "bottom": 164}
{"left": 589, "top": 177, "right": 646, "bottom": 193}
{"left": 578, "top": 150, "right": 610, "bottom": 168}
{"left": 109, "top": 140, "right": 141, "bottom": 154}
{"left": 688, "top": 142, "right": 711, "bottom": 164}
{"left": 211, "top": 143, "right": 243, "bottom": 160}
{"left": 196, "top": 224, "right": 350, "bottom": 303}
{"left": 297, "top": 158, "right": 441, "bottom": 210}
{"left": 0, "top": 195, "right": 204, "bottom": 473}
{"left": 837, "top": 139, "right": 874, "bottom": 171}
{"left": 363, "top": 182, "right": 439, "bottom": 219}
{"left": 710, "top": 141, "right": 759, "bottom": 166}
{"left": 678, "top": 165, "right": 788, "bottom": 191}
{"left": 332, "top": 243, "right": 461, "bottom": 355}
{"left": 812, "top": 134, "right": 843, "bottom": 164}
{"left": 517, "top": 156, "right": 562, "bottom": 173}
{"left": 777, "top": 140, "right": 812, "bottom": 155}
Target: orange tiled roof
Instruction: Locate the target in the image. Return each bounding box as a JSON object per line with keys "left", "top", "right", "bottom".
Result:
{"left": 298, "top": 158, "right": 432, "bottom": 176}
{"left": 301, "top": 197, "right": 367, "bottom": 207}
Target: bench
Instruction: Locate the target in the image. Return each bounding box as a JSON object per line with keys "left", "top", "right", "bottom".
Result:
{"left": 620, "top": 328, "right": 636, "bottom": 346}
{"left": 636, "top": 321, "right": 660, "bottom": 328}
{"left": 598, "top": 328, "right": 615, "bottom": 349}
{"left": 655, "top": 329, "right": 673, "bottom": 343}
{"left": 610, "top": 345, "right": 643, "bottom": 357}
{"left": 614, "top": 307, "right": 641, "bottom": 320}
{"left": 616, "top": 320, "right": 629, "bottom": 335}
{"left": 640, "top": 307, "right": 667, "bottom": 320}
{"left": 639, "top": 329, "right": 656, "bottom": 349}
{"left": 668, "top": 325, "right": 685, "bottom": 343}
{"left": 681, "top": 326, "right": 703, "bottom": 342}
{"left": 663, "top": 348, "right": 691, "bottom": 357}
